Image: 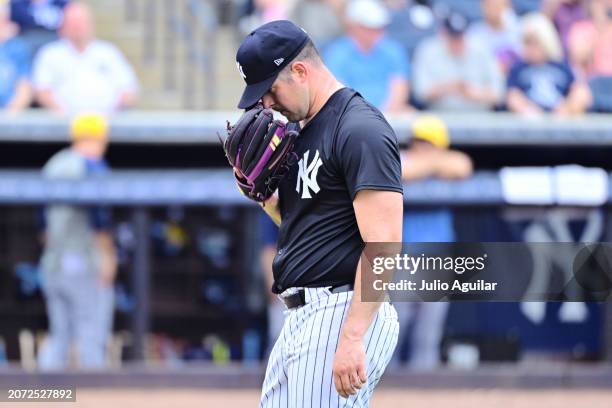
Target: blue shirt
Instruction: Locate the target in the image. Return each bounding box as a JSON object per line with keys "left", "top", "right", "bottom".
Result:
{"left": 507, "top": 60, "right": 575, "bottom": 111}
{"left": 323, "top": 36, "right": 409, "bottom": 109}
{"left": 0, "top": 37, "right": 30, "bottom": 107}
{"left": 403, "top": 209, "right": 455, "bottom": 243}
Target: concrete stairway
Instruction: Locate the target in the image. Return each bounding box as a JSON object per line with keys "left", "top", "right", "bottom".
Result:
{"left": 82, "top": 0, "right": 242, "bottom": 110}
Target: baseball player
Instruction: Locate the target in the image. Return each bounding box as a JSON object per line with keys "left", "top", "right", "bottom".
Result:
{"left": 38, "top": 113, "right": 116, "bottom": 370}
{"left": 225, "top": 21, "right": 403, "bottom": 407}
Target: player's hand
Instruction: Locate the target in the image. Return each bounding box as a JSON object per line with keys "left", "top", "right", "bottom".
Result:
{"left": 332, "top": 332, "right": 367, "bottom": 399}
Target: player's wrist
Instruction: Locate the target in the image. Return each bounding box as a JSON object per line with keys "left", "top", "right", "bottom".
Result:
{"left": 340, "top": 324, "right": 366, "bottom": 342}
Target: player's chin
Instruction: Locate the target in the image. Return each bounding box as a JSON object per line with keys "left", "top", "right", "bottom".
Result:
{"left": 283, "top": 112, "right": 304, "bottom": 122}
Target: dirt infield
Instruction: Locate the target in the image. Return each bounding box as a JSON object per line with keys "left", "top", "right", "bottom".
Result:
{"left": 3, "top": 388, "right": 612, "bottom": 408}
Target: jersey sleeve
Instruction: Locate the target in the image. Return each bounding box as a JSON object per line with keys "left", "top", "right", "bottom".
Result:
{"left": 335, "top": 110, "right": 403, "bottom": 200}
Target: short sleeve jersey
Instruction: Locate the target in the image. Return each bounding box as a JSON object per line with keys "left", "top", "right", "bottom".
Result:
{"left": 507, "top": 61, "right": 575, "bottom": 111}
{"left": 271, "top": 88, "right": 403, "bottom": 293}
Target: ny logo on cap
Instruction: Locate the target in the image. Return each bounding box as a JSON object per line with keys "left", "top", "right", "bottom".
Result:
{"left": 236, "top": 62, "right": 247, "bottom": 80}
{"left": 274, "top": 58, "right": 284, "bottom": 66}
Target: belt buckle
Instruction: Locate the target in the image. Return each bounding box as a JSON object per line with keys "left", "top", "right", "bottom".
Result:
{"left": 279, "top": 288, "right": 306, "bottom": 309}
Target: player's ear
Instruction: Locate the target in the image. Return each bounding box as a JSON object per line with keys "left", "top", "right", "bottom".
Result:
{"left": 290, "top": 61, "right": 308, "bottom": 82}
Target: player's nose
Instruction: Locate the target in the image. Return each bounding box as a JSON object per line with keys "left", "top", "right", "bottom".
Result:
{"left": 261, "top": 94, "right": 274, "bottom": 109}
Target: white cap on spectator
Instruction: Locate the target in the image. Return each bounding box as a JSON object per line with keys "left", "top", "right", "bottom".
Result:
{"left": 346, "top": 0, "right": 390, "bottom": 29}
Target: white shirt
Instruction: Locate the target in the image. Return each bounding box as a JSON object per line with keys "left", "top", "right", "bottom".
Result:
{"left": 33, "top": 39, "right": 138, "bottom": 113}
{"left": 413, "top": 35, "right": 504, "bottom": 112}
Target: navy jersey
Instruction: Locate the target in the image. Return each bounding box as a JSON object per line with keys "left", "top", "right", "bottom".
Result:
{"left": 507, "top": 60, "right": 575, "bottom": 111}
{"left": 271, "top": 87, "right": 403, "bottom": 294}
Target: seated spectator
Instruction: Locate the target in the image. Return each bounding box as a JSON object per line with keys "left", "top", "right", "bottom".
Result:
{"left": 412, "top": 10, "right": 504, "bottom": 111}
{"left": 32, "top": 2, "right": 138, "bottom": 114}
{"left": 469, "top": 0, "right": 521, "bottom": 73}
{"left": 507, "top": 12, "right": 591, "bottom": 115}
{"left": 385, "top": 0, "right": 439, "bottom": 59}
{"left": 567, "top": 0, "right": 612, "bottom": 79}
{"left": 0, "top": 2, "right": 31, "bottom": 112}
{"left": 324, "top": 0, "right": 412, "bottom": 112}
{"left": 10, "top": 0, "right": 69, "bottom": 56}
{"left": 239, "top": 0, "right": 295, "bottom": 37}
{"left": 542, "top": 0, "right": 588, "bottom": 56}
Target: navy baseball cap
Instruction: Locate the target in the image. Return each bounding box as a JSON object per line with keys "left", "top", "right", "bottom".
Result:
{"left": 443, "top": 11, "right": 469, "bottom": 36}
{"left": 236, "top": 20, "right": 310, "bottom": 109}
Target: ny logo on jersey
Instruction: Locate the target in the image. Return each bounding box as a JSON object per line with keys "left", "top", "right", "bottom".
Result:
{"left": 296, "top": 150, "right": 323, "bottom": 199}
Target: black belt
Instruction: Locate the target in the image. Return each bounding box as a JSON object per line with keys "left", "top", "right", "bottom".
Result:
{"left": 280, "top": 284, "right": 354, "bottom": 309}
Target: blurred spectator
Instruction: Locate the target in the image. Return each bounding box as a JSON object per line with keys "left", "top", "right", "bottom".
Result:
{"left": 324, "top": 0, "right": 412, "bottom": 112}
{"left": 507, "top": 12, "right": 591, "bottom": 115}
{"left": 394, "top": 115, "right": 472, "bottom": 369}
{"left": 567, "top": 0, "right": 612, "bottom": 78}
{"left": 413, "top": 10, "right": 504, "bottom": 110}
{"left": 385, "top": 0, "right": 439, "bottom": 59}
{"left": 291, "top": 0, "right": 343, "bottom": 49}
{"left": 10, "top": 0, "right": 69, "bottom": 56}
{"left": 239, "top": 0, "right": 296, "bottom": 36}
{"left": 38, "top": 113, "right": 117, "bottom": 370}
{"left": 542, "top": 0, "right": 588, "bottom": 55}
{"left": 32, "top": 2, "right": 138, "bottom": 114}
{"left": 468, "top": 0, "right": 521, "bottom": 73}
{"left": 0, "top": 2, "right": 31, "bottom": 112}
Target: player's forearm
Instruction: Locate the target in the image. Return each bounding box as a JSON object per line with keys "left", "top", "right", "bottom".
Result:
{"left": 344, "top": 191, "right": 403, "bottom": 338}
{"left": 341, "top": 258, "right": 382, "bottom": 340}
{"left": 260, "top": 194, "right": 281, "bottom": 226}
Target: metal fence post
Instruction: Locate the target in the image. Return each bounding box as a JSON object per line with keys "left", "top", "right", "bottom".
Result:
{"left": 131, "top": 206, "right": 151, "bottom": 361}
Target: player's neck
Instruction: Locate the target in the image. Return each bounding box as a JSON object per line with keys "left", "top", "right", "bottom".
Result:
{"left": 302, "top": 76, "right": 344, "bottom": 127}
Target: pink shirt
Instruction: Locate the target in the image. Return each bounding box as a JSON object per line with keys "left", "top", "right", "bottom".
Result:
{"left": 569, "top": 21, "right": 612, "bottom": 77}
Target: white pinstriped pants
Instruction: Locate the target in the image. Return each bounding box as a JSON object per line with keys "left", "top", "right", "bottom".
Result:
{"left": 260, "top": 287, "right": 399, "bottom": 408}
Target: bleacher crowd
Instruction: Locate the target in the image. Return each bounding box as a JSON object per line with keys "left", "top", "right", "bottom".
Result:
{"left": 0, "top": 0, "right": 137, "bottom": 115}
{"left": 238, "top": 0, "right": 612, "bottom": 115}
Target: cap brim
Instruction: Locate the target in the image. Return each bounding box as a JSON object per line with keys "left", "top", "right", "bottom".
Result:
{"left": 237, "top": 75, "right": 277, "bottom": 109}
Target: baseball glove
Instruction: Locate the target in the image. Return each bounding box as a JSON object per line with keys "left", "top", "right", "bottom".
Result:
{"left": 221, "top": 105, "right": 299, "bottom": 202}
